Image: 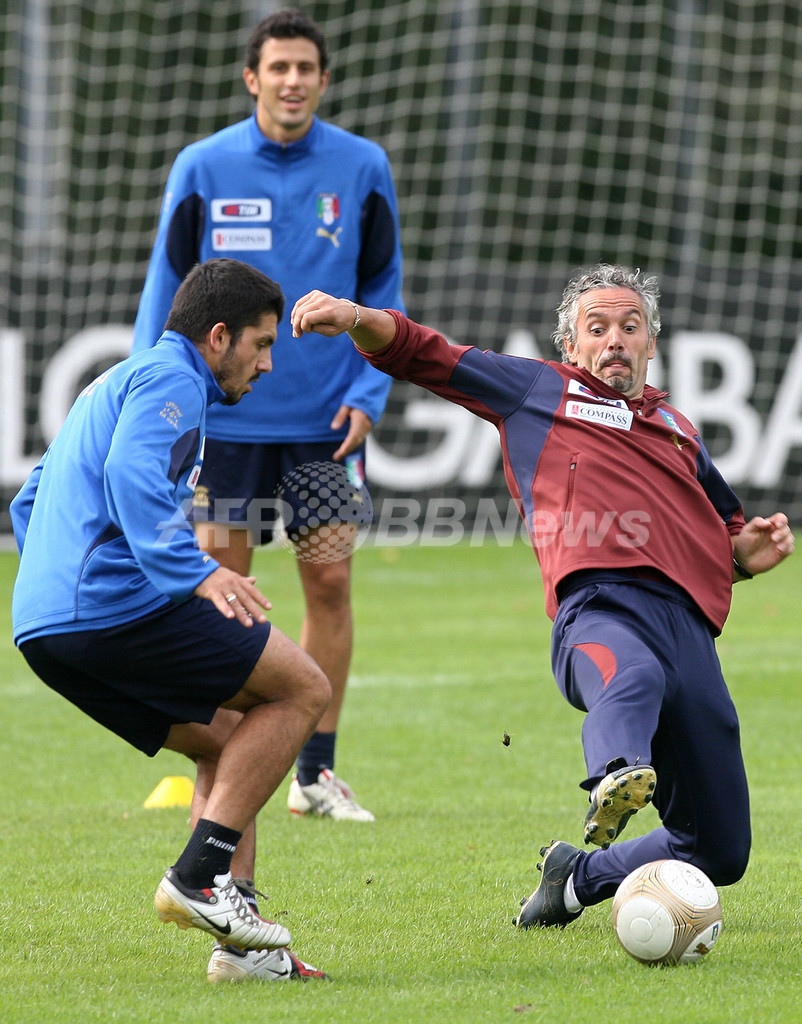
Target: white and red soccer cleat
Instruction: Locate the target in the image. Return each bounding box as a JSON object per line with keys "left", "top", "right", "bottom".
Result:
{"left": 155, "top": 868, "right": 291, "bottom": 950}
{"left": 287, "top": 769, "right": 375, "bottom": 821}
{"left": 207, "top": 942, "right": 329, "bottom": 982}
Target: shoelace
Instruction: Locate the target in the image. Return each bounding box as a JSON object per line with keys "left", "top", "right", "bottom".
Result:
{"left": 316, "top": 777, "right": 360, "bottom": 815}
{"left": 230, "top": 877, "right": 269, "bottom": 902}
{"left": 217, "top": 877, "right": 265, "bottom": 923}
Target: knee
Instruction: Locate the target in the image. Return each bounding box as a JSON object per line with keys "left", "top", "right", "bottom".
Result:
{"left": 677, "top": 832, "right": 750, "bottom": 887}
{"left": 696, "top": 844, "right": 750, "bottom": 887}
{"left": 301, "top": 559, "right": 351, "bottom": 611}
{"left": 303, "top": 660, "right": 332, "bottom": 721}
{"left": 282, "top": 649, "right": 331, "bottom": 726}
{"left": 243, "top": 654, "right": 330, "bottom": 728}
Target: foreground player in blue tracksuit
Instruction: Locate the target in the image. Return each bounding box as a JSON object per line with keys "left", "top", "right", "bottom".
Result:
{"left": 132, "top": 9, "right": 405, "bottom": 825}
{"left": 12, "top": 259, "right": 329, "bottom": 979}
{"left": 289, "top": 266, "right": 794, "bottom": 928}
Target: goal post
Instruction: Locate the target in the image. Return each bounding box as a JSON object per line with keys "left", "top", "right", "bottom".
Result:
{"left": 2, "top": 0, "right": 802, "bottom": 533}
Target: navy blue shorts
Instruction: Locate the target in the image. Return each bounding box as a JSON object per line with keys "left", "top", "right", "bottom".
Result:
{"left": 189, "top": 440, "right": 372, "bottom": 546}
{"left": 19, "top": 597, "right": 271, "bottom": 757}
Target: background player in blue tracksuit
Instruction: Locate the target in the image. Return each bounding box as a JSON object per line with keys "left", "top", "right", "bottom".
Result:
{"left": 289, "top": 268, "right": 794, "bottom": 931}
{"left": 132, "top": 9, "right": 404, "bottom": 823}
{"left": 12, "top": 258, "right": 330, "bottom": 979}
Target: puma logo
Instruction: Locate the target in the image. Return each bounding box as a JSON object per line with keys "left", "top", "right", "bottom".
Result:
{"left": 316, "top": 226, "right": 342, "bottom": 248}
{"left": 670, "top": 432, "right": 688, "bottom": 450}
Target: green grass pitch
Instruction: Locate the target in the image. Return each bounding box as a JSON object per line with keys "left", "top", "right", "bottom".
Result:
{"left": 2, "top": 539, "right": 800, "bottom": 1023}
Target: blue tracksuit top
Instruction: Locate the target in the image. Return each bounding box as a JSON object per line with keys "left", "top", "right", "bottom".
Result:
{"left": 11, "top": 332, "right": 223, "bottom": 644}
{"left": 132, "top": 114, "right": 404, "bottom": 442}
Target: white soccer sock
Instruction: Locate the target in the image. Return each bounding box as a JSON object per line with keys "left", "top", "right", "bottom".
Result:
{"left": 563, "top": 872, "right": 583, "bottom": 913}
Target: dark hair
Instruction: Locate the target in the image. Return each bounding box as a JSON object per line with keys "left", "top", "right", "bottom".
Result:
{"left": 165, "top": 259, "right": 284, "bottom": 344}
{"left": 246, "top": 8, "right": 329, "bottom": 73}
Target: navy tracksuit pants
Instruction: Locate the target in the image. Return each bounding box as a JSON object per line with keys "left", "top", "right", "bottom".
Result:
{"left": 551, "top": 572, "right": 750, "bottom": 905}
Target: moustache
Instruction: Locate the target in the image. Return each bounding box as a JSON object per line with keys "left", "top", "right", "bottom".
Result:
{"left": 600, "top": 355, "right": 633, "bottom": 370}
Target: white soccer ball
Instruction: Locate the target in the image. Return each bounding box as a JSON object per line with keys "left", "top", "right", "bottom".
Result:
{"left": 611, "top": 860, "right": 723, "bottom": 965}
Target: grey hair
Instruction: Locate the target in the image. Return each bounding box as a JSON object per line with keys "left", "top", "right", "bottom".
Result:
{"left": 552, "top": 263, "right": 661, "bottom": 361}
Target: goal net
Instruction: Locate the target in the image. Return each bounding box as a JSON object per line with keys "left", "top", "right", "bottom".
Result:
{"left": 2, "top": 0, "right": 802, "bottom": 536}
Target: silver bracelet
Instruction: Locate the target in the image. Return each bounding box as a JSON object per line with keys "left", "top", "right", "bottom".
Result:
{"left": 340, "top": 298, "right": 361, "bottom": 330}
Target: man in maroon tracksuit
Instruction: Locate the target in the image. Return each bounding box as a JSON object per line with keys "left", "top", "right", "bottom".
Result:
{"left": 290, "top": 265, "right": 794, "bottom": 927}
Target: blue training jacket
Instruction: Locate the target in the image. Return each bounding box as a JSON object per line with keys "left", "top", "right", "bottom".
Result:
{"left": 132, "top": 114, "right": 404, "bottom": 442}
{"left": 11, "top": 333, "right": 223, "bottom": 644}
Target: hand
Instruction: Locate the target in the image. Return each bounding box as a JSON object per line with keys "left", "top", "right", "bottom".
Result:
{"left": 291, "top": 291, "right": 354, "bottom": 338}
{"left": 331, "top": 405, "right": 373, "bottom": 461}
{"left": 291, "top": 291, "right": 396, "bottom": 351}
{"left": 733, "top": 513, "right": 795, "bottom": 577}
{"left": 194, "top": 567, "right": 272, "bottom": 627}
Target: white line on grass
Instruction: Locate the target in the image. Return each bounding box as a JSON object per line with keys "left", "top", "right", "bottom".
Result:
{"left": 349, "top": 672, "right": 471, "bottom": 689}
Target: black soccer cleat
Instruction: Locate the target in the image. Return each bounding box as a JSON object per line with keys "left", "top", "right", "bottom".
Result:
{"left": 583, "top": 763, "right": 656, "bottom": 849}
{"left": 513, "top": 840, "right": 583, "bottom": 929}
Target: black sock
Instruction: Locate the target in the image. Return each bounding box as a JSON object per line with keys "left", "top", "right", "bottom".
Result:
{"left": 173, "top": 818, "right": 242, "bottom": 890}
{"left": 296, "top": 730, "right": 336, "bottom": 787}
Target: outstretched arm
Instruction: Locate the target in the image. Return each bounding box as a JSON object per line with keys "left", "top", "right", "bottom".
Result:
{"left": 732, "top": 513, "right": 794, "bottom": 580}
{"left": 291, "top": 291, "right": 397, "bottom": 352}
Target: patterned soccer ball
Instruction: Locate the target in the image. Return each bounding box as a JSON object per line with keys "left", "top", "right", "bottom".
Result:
{"left": 611, "top": 860, "right": 723, "bottom": 965}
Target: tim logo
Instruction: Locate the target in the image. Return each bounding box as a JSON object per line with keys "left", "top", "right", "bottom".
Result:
{"left": 211, "top": 198, "right": 272, "bottom": 222}
{"left": 566, "top": 377, "right": 627, "bottom": 408}
{"left": 223, "top": 203, "right": 259, "bottom": 216}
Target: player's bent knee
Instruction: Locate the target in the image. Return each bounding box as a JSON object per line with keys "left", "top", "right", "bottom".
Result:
{"left": 705, "top": 852, "right": 750, "bottom": 887}
{"left": 694, "top": 837, "right": 750, "bottom": 887}
{"left": 294, "top": 655, "right": 332, "bottom": 721}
